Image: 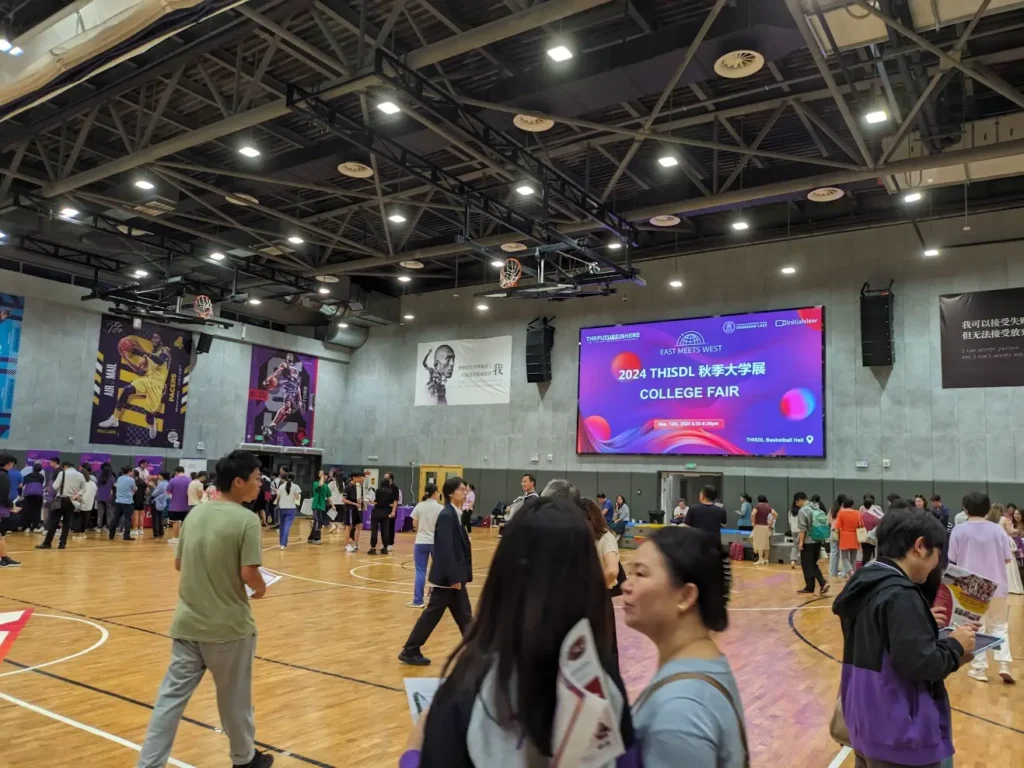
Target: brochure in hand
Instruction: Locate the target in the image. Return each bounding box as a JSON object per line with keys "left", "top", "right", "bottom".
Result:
{"left": 934, "top": 564, "right": 997, "bottom": 627}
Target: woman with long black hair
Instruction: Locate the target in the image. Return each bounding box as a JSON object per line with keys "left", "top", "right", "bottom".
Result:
{"left": 404, "top": 496, "right": 636, "bottom": 767}
{"left": 94, "top": 463, "right": 114, "bottom": 532}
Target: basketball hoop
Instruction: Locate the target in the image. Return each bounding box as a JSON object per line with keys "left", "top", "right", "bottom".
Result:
{"left": 500, "top": 258, "right": 522, "bottom": 289}
{"left": 193, "top": 295, "right": 214, "bottom": 319}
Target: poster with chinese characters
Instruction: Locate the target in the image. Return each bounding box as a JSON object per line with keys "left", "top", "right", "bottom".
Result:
{"left": 89, "top": 315, "right": 191, "bottom": 447}
{"left": 940, "top": 288, "right": 1024, "bottom": 388}
{"left": 415, "top": 336, "right": 513, "bottom": 406}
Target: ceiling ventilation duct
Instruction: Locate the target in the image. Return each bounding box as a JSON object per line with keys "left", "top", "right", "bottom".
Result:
{"left": 0, "top": 0, "right": 245, "bottom": 122}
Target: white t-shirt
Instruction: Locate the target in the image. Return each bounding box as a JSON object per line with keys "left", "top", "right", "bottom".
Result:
{"left": 276, "top": 482, "right": 302, "bottom": 510}
{"left": 597, "top": 529, "right": 619, "bottom": 559}
{"left": 329, "top": 479, "right": 345, "bottom": 505}
{"left": 412, "top": 499, "right": 444, "bottom": 545}
{"left": 187, "top": 479, "right": 205, "bottom": 506}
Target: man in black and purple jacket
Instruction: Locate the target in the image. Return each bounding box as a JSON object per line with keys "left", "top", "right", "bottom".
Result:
{"left": 0, "top": 456, "right": 21, "bottom": 567}
{"left": 832, "top": 502, "right": 976, "bottom": 768}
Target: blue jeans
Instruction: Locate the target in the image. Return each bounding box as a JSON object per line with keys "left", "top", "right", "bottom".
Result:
{"left": 279, "top": 510, "right": 295, "bottom": 547}
{"left": 412, "top": 543, "right": 433, "bottom": 605}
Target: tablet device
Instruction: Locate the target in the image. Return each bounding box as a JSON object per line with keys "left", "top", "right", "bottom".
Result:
{"left": 939, "top": 627, "right": 1003, "bottom": 655}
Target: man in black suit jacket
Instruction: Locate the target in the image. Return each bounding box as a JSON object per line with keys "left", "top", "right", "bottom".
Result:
{"left": 399, "top": 475, "right": 473, "bottom": 666}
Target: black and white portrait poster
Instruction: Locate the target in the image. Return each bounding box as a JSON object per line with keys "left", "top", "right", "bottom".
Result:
{"left": 940, "top": 287, "right": 1024, "bottom": 388}
{"left": 415, "top": 336, "right": 513, "bottom": 406}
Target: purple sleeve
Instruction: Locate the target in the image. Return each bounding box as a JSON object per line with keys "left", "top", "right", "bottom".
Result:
{"left": 399, "top": 750, "right": 420, "bottom": 768}
{"left": 617, "top": 744, "right": 643, "bottom": 768}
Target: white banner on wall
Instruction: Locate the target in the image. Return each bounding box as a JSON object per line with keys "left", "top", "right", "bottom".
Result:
{"left": 415, "top": 336, "right": 513, "bottom": 406}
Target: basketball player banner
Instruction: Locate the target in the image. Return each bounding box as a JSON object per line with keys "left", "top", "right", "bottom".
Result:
{"left": 89, "top": 315, "right": 191, "bottom": 448}
{"left": 245, "top": 345, "right": 318, "bottom": 447}
{"left": 940, "top": 287, "right": 1024, "bottom": 388}
{"left": 0, "top": 293, "right": 25, "bottom": 439}
{"left": 415, "top": 336, "right": 513, "bottom": 406}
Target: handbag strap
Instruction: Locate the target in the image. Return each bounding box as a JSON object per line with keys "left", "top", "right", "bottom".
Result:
{"left": 634, "top": 671, "right": 749, "bottom": 768}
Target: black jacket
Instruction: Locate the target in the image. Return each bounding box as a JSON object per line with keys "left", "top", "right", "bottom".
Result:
{"left": 0, "top": 469, "right": 10, "bottom": 510}
{"left": 429, "top": 503, "right": 472, "bottom": 587}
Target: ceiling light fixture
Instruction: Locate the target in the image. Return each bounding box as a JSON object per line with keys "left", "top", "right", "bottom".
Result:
{"left": 9, "top": 46, "right": 21, "bottom": 57}
{"left": 0, "top": 231, "right": 6, "bottom": 239}
{"left": 133, "top": 269, "right": 148, "bottom": 278}
{"left": 477, "top": 304, "right": 489, "bottom": 311}
{"left": 0, "top": 40, "right": 10, "bottom": 53}
{"left": 781, "top": 266, "right": 796, "bottom": 275}
{"left": 238, "top": 145, "right": 260, "bottom": 158}
{"left": 658, "top": 156, "right": 679, "bottom": 168}
{"left": 377, "top": 100, "right": 401, "bottom": 115}
{"left": 134, "top": 180, "right": 154, "bottom": 190}
{"left": 516, "top": 184, "right": 535, "bottom": 196}
{"left": 248, "top": 298, "right": 262, "bottom": 305}
{"left": 398, "top": 275, "right": 412, "bottom": 283}
{"left": 388, "top": 213, "right": 407, "bottom": 223}
{"left": 403, "top": 314, "right": 414, "bottom": 320}
{"left": 923, "top": 248, "right": 940, "bottom": 257}
{"left": 732, "top": 220, "right": 750, "bottom": 231}
{"left": 865, "top": 110, "right": 888, "bottom": 124}
{"left": 318, "top": 287, "right": 330, "bottom": 295}
{"left": 669, "top": 279, "right": 683, "bottom": 288}
{"left": 491, "top": 260, "right": 504, "bottom": 268}
{"left": 338, "top": 322, "right": 349, "bottom": 328}
{"left": 547, "top": 45, "right": 573, "bottom": 62}
{"left": 209, "top": 252, "right": 225, "bottom": 261}
{"left": 608, "top": 242, "right": 622, "bottom": 250}
{"left": 903, "top": 192, "right": 922, "bottom": 203}
{"left": 59, "top": 207, "right": 79, "bottom": 218}
{"left": 287, "top": 235, "right": 304, "bottom": 245}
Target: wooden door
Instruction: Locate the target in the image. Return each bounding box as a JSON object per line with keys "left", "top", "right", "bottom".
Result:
{"left": 417, "top": 464, "right": 464, "bottom": 499}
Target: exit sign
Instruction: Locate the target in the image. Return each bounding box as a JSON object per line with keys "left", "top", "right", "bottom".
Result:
{"left": 685, "top": 462, "right": 697, "bottom": 470}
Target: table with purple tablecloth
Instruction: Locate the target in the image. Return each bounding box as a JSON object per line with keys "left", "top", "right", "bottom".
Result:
{"left": 362, "top": 505, "right": 413, "bottom": 531}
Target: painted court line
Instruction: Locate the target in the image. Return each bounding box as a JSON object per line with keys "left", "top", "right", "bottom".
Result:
{"left": 828, "top": 746, "right": 852, "bottom": 768}
{"left": 0, "top": 690, "right": 196, "bottom": 768}
{"left": 0, "top": 613, "right": 108, "bottom": 679}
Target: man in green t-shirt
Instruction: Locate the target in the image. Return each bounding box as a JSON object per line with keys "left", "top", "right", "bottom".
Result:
{"left": 138, "top": 450, "right": 273, "bottom": 768}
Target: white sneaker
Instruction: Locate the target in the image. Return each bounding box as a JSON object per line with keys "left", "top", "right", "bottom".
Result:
{"left": 999, "top": 665, "right": 1016, "bottom": 684}
{"left": 345, "top": 543, "right": 355, "bottom": 552}
{"left": 968, "top": 669, "right": 989, "bottom": 682}
{"left": 167, "top": 537, "right": 178, "bottom": 546}
{"left": 280, "top": 545, "right": 287, "bottom": 550}
{"left": 406, "top": 601, "right": 425, "bottom": 609}
{"left": 98, "top": 415, "right": 119, "bottom": 428}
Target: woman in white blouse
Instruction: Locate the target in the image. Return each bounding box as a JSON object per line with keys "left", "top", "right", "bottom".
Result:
{"left": 275, "top": 474, "right": 302, "bottom": 550}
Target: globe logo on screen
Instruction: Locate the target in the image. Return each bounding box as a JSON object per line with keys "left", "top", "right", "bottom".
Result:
{"left": 723, "top": 321, "right": 736, "bottom": 334}
{"left": 676, "top": 331, "right": 705, "bottom": 347}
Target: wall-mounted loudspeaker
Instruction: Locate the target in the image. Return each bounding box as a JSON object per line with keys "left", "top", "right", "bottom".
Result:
{"left": 196, "top": 332, "right": 214, "bottom": 355}
{"left": 860, "top": 284, "right": 894, "bottom": 367}
{"left": 526, "top": 319, "right": 555, "bottom": 383}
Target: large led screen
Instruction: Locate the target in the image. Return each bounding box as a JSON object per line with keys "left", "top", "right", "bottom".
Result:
{"left": 577, "top": 306, "right": 825, "bottom": 457}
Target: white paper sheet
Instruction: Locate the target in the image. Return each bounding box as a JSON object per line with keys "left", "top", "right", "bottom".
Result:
{"left": 404, "top": 677, "right": 442, "bottom": 722}
{"left": 246, "top": 567, "right": 282, "bottom": 598}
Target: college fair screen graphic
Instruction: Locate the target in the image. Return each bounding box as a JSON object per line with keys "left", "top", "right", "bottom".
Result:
{"left": 577, "top": 307, "right": 825, "bottom": 457}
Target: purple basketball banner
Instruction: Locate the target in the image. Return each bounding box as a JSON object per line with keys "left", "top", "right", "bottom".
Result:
{"left": 577, "top": 306, "right": 826, "bottom": 458}
{"left": 80, "top": 452, "right": 111, "bottom": 472}
{"left": 89, "top": 315, "right": 191, "bottom": 448}
{"left": 245, "top": 345, "right": 318, "bottom": 447}
{"left": 134, "top": 455, "right": 165, "bottom": 475}
{"left": 25, "top": 449, "right": 61, "bottom": 466}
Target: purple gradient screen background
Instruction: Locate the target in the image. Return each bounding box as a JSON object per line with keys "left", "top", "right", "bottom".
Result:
{"left": 577, "top": 306, "right": 825, "bottom": 457}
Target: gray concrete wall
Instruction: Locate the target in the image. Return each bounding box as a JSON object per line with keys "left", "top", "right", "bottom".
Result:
{"left": 1, "top": 269, "right": 350, "bottom": 463}
{"left": 340, "top": 208, "right": 1024, "bottom": 493}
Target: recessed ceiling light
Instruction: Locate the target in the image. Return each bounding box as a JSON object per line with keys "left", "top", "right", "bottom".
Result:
{"left": 9, "top": 46, "right": 21, "bottom": 57}
{"left": 398, "top": 275, "right": 411, "bottom": 283}
{"left": 338, "top": 322, "right": 349, "bottom": 328}
{"left": 491, "top": 260, "right": 505, "bottom": 268}
{"left": 377, "top": 100, "right": 401, "bottom": 115}
{"left": 287, "top": 235, "right": 304, "bottom": 245}
{"left": 248, "top": 298, "right": 262, "bottom": 305}
{"left": 388, "top": 213, "right": 407, "bottom": 223}
{"left": 669, "top": 279, "right": 683, "bottom": 288}
{"left": 924, "top": 248, "right": 940, "bottom": 257}
{"left": 133, "top": 269, "right": 148, "bottom": 278}
{"left": 209, "top": 252, "right": 225, "bottom": 261}
{"left": 608, "top": 242, "right": 623, "bottom": 250}
{"left": 732, "top": 220, "right": 750, "bottom": 231}
{"left": 477, "top": 304, "right": 489, "bottom": 311}
{"left": 59, "top": 207, "right": 79, "bottom": 218}
{"left": 238, "top": 145, "right": 260, "bottom": 158}
{"left": 403, "top": 314, "right": 414, "bottom": 320}
{"left": 658, "top": 156, "right": 679, "bottom": 168}
{"left": 134, "top": 180, "right": 155, "bottom": 190}
{"left": 0, "top": 231, "right": 6, "bottom": 238}
{"left": 547, "top": 45, "right": 573, "bottom": 62}
{"left": 318, "top": 287, "right": 330, "bottom": 295}
{"left": 903, "top": 192, "right": 922, "bottom": 203}
{"left": 781, "top": 266, "right": 796, "bottom": 275}
{"left": 516, "top": 184, "right": 535, "bottom": 196}
{"left": 865, "top": 110, "right": 888, "bottom": 124}
{"left": 0, "top": 40, "right": 10, "bottom": 53}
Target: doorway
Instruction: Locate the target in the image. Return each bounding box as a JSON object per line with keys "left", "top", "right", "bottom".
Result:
{"left": 418, "top": 464, "right": 464, "bottom": 499}
{"left": 255, "top": 453, "right": 320, "bottom": 490}
{"left": 659, "top": 471, "right": 723, "bottom": 516}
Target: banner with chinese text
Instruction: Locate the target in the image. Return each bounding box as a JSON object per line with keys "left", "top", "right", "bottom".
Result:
{"left": 940, "top": 288, "right": 1024, "bottom": 388}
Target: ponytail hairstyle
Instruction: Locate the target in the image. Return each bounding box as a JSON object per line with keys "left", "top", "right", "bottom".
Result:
{"left": 648, "top": 526, "right": 731, "bottom": 632}
{"left": 422, "top": 482, "right": 438, "bottom": 501}
{"left": 285, "top": 473, "right": 295, "bottom": 495}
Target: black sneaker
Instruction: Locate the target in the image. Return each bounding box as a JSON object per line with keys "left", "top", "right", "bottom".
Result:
{"left": 819, "top": 583, "right": 831, "bottom": 596}
{"left": 366, "top": 548, "right": 378, "bottom": 555}
{"left": 398, "top": 651, "right": 431, "bottom": 666}
{"left": 35, "top": 543, "right": 52, "bottom": 550}
{"left": 239, "top": 750, "right": 275, "bottom": 768}
{"left": 0, "top": 556, "right": 22, "bottom": 567}
{"left": 796, "top": 589, "right": 814, "bottom": 595}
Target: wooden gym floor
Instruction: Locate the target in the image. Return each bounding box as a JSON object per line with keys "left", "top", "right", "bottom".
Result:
{"left": 0, "top": 524, "right": 1021, "bottom": 767}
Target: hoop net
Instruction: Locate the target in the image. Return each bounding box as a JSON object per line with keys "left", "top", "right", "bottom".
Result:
{"left": 500, "top": 258, "right": 522, "bottom": 289}
{"left": 193, "top": 294, "right": 214, "bottom": 319}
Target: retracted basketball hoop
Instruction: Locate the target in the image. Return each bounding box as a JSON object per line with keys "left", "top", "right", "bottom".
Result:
{"left": 193, "top": 295, "right": 214, "bottom": 319}
{"left": 500, "top": 258, "right": 522, "bottom": 289}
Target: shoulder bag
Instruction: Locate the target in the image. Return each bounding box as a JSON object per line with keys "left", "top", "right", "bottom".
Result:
{"left": 634, "top": 671, "right": 749, "bottom": 768}
{"left": 48, "top": 471, "right": 65, "bottom": 512}
{"left": 830, "top": 696, "right": 851, "bottom": 747}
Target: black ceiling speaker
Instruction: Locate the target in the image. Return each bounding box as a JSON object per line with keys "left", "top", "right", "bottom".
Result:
{"left": 526, "top": 318, "right": 555, "bottom": 383}
{"left": 860, "top": 283, "right": 894, "bottom": 367}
